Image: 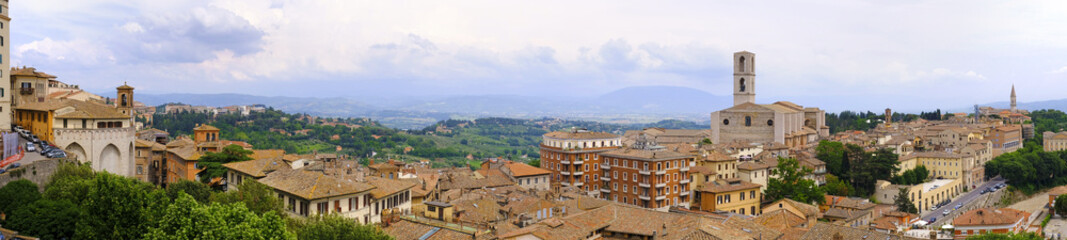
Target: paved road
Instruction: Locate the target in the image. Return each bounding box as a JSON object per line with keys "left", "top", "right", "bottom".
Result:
{"left": 7, "top": 133, "right": 51, "bottom": 167}
{"left": 920, "top": 176, "right": 1005, "bottom": 224}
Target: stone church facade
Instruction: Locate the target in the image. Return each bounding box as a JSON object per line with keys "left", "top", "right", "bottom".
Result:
{"left": 710, "top": 51, "right": 829, "bottom": 148}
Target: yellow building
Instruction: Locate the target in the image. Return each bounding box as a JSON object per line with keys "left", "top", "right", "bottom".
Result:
{"left": 875, "top": 178, "right": 963, "bottom": 211}
{"left": 694, "top": 178, "right": 762, "bottom": 216}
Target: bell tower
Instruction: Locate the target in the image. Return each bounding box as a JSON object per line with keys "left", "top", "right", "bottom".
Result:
{"left": 733, "top": 51, "right": 755, "bottom": 106}
{"left": 117, "top": 83, "right": 134, "bottom": 118}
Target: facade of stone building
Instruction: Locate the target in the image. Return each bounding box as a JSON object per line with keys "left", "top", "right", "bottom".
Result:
{"left": 15, "top": 90, "right": 135, "bottom": 176}
{"left": 539, "top": 129, "right": 621, "bottom": 196}
{"left": 1045, "top": 131, "right": 1067, "bottom": 152}
{"left": 598, "top": 135, "right": 694, "bottom": 210}
{"left": 0, "top": 2, "right": 10, "bottom": 131}
{"left": 710, "top": 51, "right": 829, "bottom": 148}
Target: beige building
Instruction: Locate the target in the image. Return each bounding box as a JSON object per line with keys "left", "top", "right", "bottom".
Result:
{"left": 10, "top": 67, "right": 54, "bottom": 106}
{"left": 257, "top": 167, "right": 414, "bottom": 224}
{"left": 875, "top": 178, "right": 963, "bottom": 212}
{"left": 0, "top": 2, "right": 10, "bottom": 131}
{"left": 16, "top": 96, "right": 135, "bottom": 176}
{"left": 694, "top": 178, "right": 762, "bottom": 216}
{"left": 710, "top": 51, "right": 829, "bottom": 149}
{"left": 1044, "top": 131, "right": 1067, "bottom": 152}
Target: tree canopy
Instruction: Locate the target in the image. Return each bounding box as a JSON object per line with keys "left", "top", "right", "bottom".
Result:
{"left": 764, "top": 158, "right": 826, "bottom": 205}
{"left": 292, "top": 214, "right": 393, "bottom": 240}
{"left": 0, "top": 179, "right": 41, "bottom": 216}
{"left": 144, "top": 192, "right": 294, "bottom": 240}
{"left": 894, "top": 188, "right": 918, "bottom": 214}
{"left": 197, "top": 144, "right": 254, "bottom": 184}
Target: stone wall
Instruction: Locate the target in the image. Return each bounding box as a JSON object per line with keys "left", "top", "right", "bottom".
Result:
{"left": 0, "top": 158, "right": 68, "bottom": 191}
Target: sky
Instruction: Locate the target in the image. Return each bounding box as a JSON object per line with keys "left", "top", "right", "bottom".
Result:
{"left": 9, "top": 0, "right": 1067, "bottom": 112}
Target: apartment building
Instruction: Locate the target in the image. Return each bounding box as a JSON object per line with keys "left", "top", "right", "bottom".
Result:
{"left": 598, "top": 135, "right": 694, "bottom": 209}
{"left": 539, "top": 128, "right": 621, "bottom": 195}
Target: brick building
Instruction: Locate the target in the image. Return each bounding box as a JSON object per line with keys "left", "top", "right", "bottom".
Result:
{"left": 598, "top": 135, "right": 694, "bottom": 209}
{"left": 539, "top": 129, "right": 621, "bottom": 196}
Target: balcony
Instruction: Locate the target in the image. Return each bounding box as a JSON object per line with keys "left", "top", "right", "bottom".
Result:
{"left": 600, "top": 176, "right": 611, "bottom": 182}
{"left": 680, "top": 191, "right": 690, "bottom": 196}
{"left": 639, "top": 195, "right": 651, "bottom": 201}
{"left": 20, "top": 88, "right": 34, "bottom": 95}
{"left": 680, "top": 179, "right": 690, "bottom": 184}
{"left": 601, "top": 164, "right": 611, "bottom": 170}
{"left": 600, "top": 188, "right": 611, "bottom": 193}
{"left": 572, "top": 171, "right": 584, "bottom": 176}
{"left": 572, "top": 160, "right": 584, "bottom": 165}
{"left": 655, "top": 195, "right": 666, "bottom": 201}
{"left": 560, "top": 171, "right": 571, "bottom": 176}
{"left": 639, "top": 170, "right": 651, "bottom": 175}
{"left": 680, "top": 166, "right": 690, "bottom": 172}
{"left": 561, "top": 160, "right": 571, "bottom": 165}
{"left": 655, "top": 183, "right": 667, "bottom": 188}
{"left": 572, "top": 182, "right": 584, "bottom": 187}
{"left": 655, "top": 170, "right": 667, "bottom": 175}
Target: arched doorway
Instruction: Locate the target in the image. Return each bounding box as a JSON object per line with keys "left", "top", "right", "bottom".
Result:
{"left": 100, "top": 144, "right": 121, "bottom": 173}
{"left": 65, "top": 143, "right": 88, "bottom": 163}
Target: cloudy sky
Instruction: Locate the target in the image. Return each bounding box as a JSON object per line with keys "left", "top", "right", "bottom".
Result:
{"left": 10, "top": 0, "right": 1067, "bottom": 112}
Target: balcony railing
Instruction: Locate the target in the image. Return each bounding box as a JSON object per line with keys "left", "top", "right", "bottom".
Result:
{"left": 572, "top": 182, "right": 584, "bottom": 187}
{"left": 600, "top": 176, "right": 611, "bottom": 181}
{"left": 680, "top": 166, "right": 690, "bottom": 172}
{"left": 655, "top": 195, "right": 666, "bottom": 201}
{"left": 680, "top": 191, "right": 690, "bottom": 196}
{"left": 560, "top": 171, "right": 571, "bottom": 176}
{"left": 600, "top": 164, "right": 611, "bottom": 170}
{"left": 639, "top": 182, "right": 651, "bottom": 188}
{"left": 573, "top": 160, "right": 584, "bottom": 165}
{"left": 572, "top": 171, "right": 584, "bottom": 176}
{"left": 655, "top": 170, "right": 667, "bottom": 175}
{"left": 639, "top": 195, "right": 651, "bottom": 201}
{"left": 655, "top": 183, "right": 667, "bottom": 188}
{"left": 600, "top": 188, "right": 611, "bottom": 193}
{"left": 639, "top": 170, "right": 651, "bottom": 175}
{"left": 20, "top": 88, "right": 34, "bottom": 95}
{"left": 561, "top": 160, "right": 571, "bottom": 165}
{"left": 680, "top": 179, "right": 691, "bottom": 184}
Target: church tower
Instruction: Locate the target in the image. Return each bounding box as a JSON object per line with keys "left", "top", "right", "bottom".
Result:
{"left": 117, "top": 83, "right": 134, "bottom": 118}
{"left": 1010, "top": 84, "right": 1017, "bottom": 113}
{"left": 733, "top": 51, "right": 755, "bottom": 106}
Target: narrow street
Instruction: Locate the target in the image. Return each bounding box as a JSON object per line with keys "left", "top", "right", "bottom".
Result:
{"left": 920, "top": 176, "right": 1006, "bottom": 226}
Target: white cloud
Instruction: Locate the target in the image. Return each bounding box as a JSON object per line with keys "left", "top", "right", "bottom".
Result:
{"left": 8, "top": 0, "right": 1067, "bottom": 110}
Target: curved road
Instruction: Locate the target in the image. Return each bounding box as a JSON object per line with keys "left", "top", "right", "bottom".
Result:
{"left": 921, "top": 176, "right": 1006, "bottom": 225}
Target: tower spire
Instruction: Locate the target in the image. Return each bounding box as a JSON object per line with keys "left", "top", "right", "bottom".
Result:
{"left": 1010, "top": 84, "right": 1017, "bottom": 112}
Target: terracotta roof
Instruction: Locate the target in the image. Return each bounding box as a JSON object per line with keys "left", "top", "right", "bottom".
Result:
{"left": 953, "top": 208, "right": 1030, "bottom": 227}
{"left": 824, "top": 195, "right": 876, "bottom": 210}
{"left": 16, "top": 99, "right": 129, "bottom": 119}
{"left": 689, "top": 165, "right": 717, "bottom": 176}
{"left": 365, "top": 176, "right": 416, "bottom": 199}
{"left": 249, "top": 149, "right": 285, "bottom": 160}
{"left": 368, "top": 162, "right": 399, "bottom": 170}
{"left": 504, "top": 161, "right": 550, "bottom": 177}
{"left": 870, "top": 217, "right": 904, "bottom": 231}
{"left": 754, "top": 209, "right": 808, "bottom": 232}
{"left": 738, "top": 158, "right": 778, "bottom": 171}
{"left": 193, "top": 124, "right": 220, "bottom": 131}
{"left": 499, "top": 204, "right": 766, "bottom": 240}
{"left": 220, "top": 140, "right": 253, "bottom": 149}
{"left": 117, "top": 84, "right": 134, "bottom": 90}
{"left": 703, "top": 150, "right": 735, "bottom": 162}
{"left": 1050, "top": 185, "right": 1067, "bottom": 196}
{"left": 698, "top": 179, "right": 762, "bottom": 193}
{"left": 166, "top": 138, "right": 201, "bottom": 160}
{"left": 223, "top": 157, "right": 288, "bottom": 178}
{"left": 381, "top": 219, "right": 480, "bottom": 240}
{"left": 770, "top": 198, "right": 820, "bottom": 218}
{"left": 901, "top": 151, "right": 965, "bottom": 160}
{"left": 799, "top": 222, "right": 921, "bottom": 240}
{"left": 257, "top": 168, "right": 375, "bottom": 200}
{"left": 542, "top": 131, "right": 620, "bottom": 140}
{"left": 599, "top": 148, "right": 694, "bottom": 161}
{"left": 10, "top": 66, "right": 56, "bottom": 78}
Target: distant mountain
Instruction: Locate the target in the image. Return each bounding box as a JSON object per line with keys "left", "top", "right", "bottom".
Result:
{"left": 597, "top": 86, "right": 730, "bottom": 114}
{"left": 135, "top": 85, "right": 728, "bottom": 128}
{"left": 136, "top": 93, "right": 378, "bottom": 116}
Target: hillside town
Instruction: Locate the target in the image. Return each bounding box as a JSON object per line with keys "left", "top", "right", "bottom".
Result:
{"left": 0, "top": 48, "right": 1062, "bottom": 240}
{"left": 3, "top": 1, "right": 1067, "bottom": 240}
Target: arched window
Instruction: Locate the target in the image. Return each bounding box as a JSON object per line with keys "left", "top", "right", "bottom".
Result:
{"left": 738, "top": 56, "right": 746, "bottom": 72}
{"left": 745, "top": 116, "right": 752, "bottom": 126}
{"left": 121, "top": 94, "right": 128, "bottom": 107}
{"left": 739, "top": 78, "right": 746, "bottom": 92}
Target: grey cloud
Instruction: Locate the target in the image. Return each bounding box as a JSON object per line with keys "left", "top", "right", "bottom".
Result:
{"left": 112, "top": 6, "right": 264, "bottom": 63}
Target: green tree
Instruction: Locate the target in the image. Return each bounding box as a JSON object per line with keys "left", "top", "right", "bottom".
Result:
{"left": 893, "top": 188, "right": 918, "bottom": 214}
{"left": 166, "top": 180, "right": 212, "bottom": 203}
{"left": 293, "top": 214, "right": 393, "bottom": 240}
{"left": 1056, "top": 194, "right": 1067, "bottom": 218}
{"left": 43, "top": 162, "right": 97, "bottom": 205}
{"left": 74, "top": 173, "right": 156, "bottom": 240}
{"left": 5, "top": 199, "right": 82, "bottom": 239}
{"left": 764, "top": 158, "right": 826, "bottom": 205}
{"left": 210, "top": 180, "right": 285, "bottom": 215}
{"left": 816, "top": 141, "right": 847, "bottom": 177}
{"left": 197, "top": 144, "right": 254, "bottom": 184}
{"left": 822, "top": 174, "right": 853, "bottom": 196}
{"left": 965, "top": 232, "right": 1043, "bottom": 240}
{"left": 0, "top": 179, "right": 42, "bottom": 216}
{"left": 528, "top": 159, "right": 541, "bottom": 168}
{"left": 700, "top": 138, "right": 713, "bottom": 145}
{"left": 144, "top": 192, "right": 295, "bottom": 240}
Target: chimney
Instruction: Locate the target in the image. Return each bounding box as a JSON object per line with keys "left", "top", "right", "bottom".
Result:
{"left": 370, "top": 159, "right": 375, "bottom": 165}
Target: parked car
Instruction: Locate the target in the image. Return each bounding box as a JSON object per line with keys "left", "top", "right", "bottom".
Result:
{"left": 0, "top": 169, "right": 6, "bottom": 174}
{"left": 955, "top": 204, "right": 962, "bottom": 210}
{"left": 943, "top": 209, "right": 951, "bottom": 216}
{"left": 6, "top": 163, "right": 20, "bottom": 170}
{"left": 25, "top": 142, "right": 36, "bottom": 152}
{"left": 929, "top": 217, "right": 937, "bottom": 223}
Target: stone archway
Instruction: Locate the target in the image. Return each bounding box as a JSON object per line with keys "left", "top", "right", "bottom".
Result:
{"left": 100, "top": 144, "right": 121, "bottom": 173}
{"left": 65, "top": 142, "right": 88, "bottom": 163}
